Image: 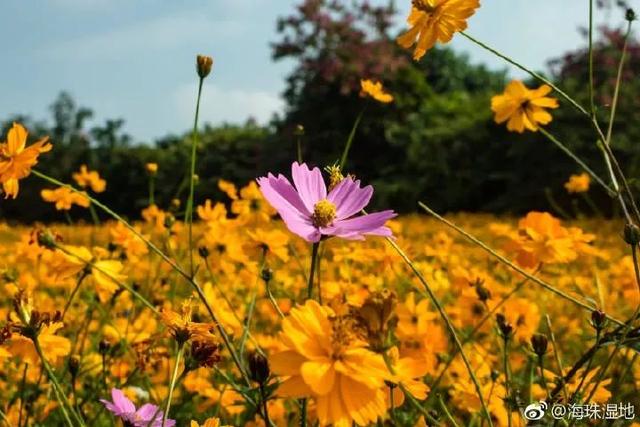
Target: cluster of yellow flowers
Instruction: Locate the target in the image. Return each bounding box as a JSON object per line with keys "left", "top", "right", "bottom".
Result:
{"left": 0, "top": 165, "right": 636, "bottom": 425}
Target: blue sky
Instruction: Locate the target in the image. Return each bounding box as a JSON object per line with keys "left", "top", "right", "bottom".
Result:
{"left": 1, "top": 0, "right": 633, "bottom": 143}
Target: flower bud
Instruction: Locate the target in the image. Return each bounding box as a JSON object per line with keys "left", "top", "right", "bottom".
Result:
{"left": 69, "top": 356, "right": 80, "bottom": 377}
{"left": 496, "top": 313, "right": 513, "bottom": 340}
{"left": 196, "top": 55, "right": 213, "bottom": 79}
{"left": 261, "top": 267, "right": 273, "bottom": 283}
{"left": 145, "top": 163, "right": 158, "bottom": 176}
{"left": 531, "top": 333, "right": 548, "bottom": 356}
{"left": 294, "top": 124, "right": 305, "bottom": 136}
{"left": 99, "top": 339, "right": 111, "bottom": 355}
{"left": 624, "top": 223, "right": 640, "bottom": 245}
{"left": 591, "top": 309, "right": 607, "bottom": 331}
{"left": 626, "top": 8, "right": 636, "bottom": 22}
{"left": 198, "top": 246, "right": 210, "bottom": 259}
{"left": 475, "top": 282, "right": 491, "bottom": 303}
{"left": 247, "top": 351, "right": 270, "bottom": 385}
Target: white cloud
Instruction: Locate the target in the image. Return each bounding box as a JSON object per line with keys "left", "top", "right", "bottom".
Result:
{"left": 39, "top": 13, "right": 243, "bottom": 61}
{"left": 174, "top": 82, "right": 284, "bottom": 127}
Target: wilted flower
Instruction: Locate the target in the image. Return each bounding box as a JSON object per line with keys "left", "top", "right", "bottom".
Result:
{"left": 491, "top": 80, "right": 559, "bottom": 133}
{"left": 257, "top": 162, "right": 396, "bottom": 242}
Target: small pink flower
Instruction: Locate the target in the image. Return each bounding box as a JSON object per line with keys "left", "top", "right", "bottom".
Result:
{"left": 100, "top": 388, "right": 174, "bottom": 427}
{"left": 257, "top": 162, "right": 396, "bottom": 242}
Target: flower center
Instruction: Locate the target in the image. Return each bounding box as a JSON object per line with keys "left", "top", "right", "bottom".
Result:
{"left": 413, "top": 0, "right": 437, "bottom": 13}
{"left": 312, "top": 199, "right": 337, "bottom": 228}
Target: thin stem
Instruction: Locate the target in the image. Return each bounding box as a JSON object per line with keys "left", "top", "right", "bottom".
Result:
{"left": 18, "top": 363, "right": 28, "bottom": 427}
{"left": 588, "top": 0, "right": 596, "bottom": 117}
{"left": 306, "top": 242, "right": 320, "bottom": 300}
{"left": 503, "top": 338, "right": 512, "bottom": 427}
{"left": 545, "top": 315, "right": 569, "bottom": 402}
{"left": 418, "top": 202, "right": 624, "bottom": 326}
{"left": 162, "top": 344, "right": 184, "bottom": 427}
{"left": 438, "top": 394, "right": 461, "bottom": 427}
{"left": 62, "top": 272, "right": 88, "bottom": 321}
{"left": 33, "top": 336, "right": 85, "bottom": 427}
{"left": 538, "top": 128, "right": 614, "bottom": 197}
{"left": 604, "top": 20, "right": 632, "bottom": 146}
{"left": 185, "top": 77, "right": 205, "bottom": 278}
{"left": 259, "top": 384, "right": 271, "bottom": 427}
{"left": 460, "top": 31, "right": 590, "bottom": 117}
{"left": 384, "top": 237, "right": 494, "bottom": 427}
{"left": 339, "top": 108, "right": 365, "bottom": 170}
{"left": 149, "top": 176, "right": 155, "bottom": 206}
{"left": 32, "top": 170, "right": 252, "bottom": 387}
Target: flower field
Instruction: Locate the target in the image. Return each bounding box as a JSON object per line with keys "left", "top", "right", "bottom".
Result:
{"left": 3, "top": 0, "right": 640, "bottom": 426}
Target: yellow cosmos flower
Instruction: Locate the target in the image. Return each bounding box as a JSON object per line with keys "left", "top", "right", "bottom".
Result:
{"left": 0, "top": 122, "right": 52, "bottom": 199}
{"left": 232, "top": 181, "right": 276, "bottom": 223}
{"left": 218, "top": 179, "right": 238, "bottom": 200}
{"left": 190, "top": 418, "right": 230, "bottom": 427}
{"left": 386, "top": 347, "right": 430, "bottom": 408}
{"left": 270, "top": 300, "right": 389, "bottom": 427}
{"left": 41, "top": 187, "right": 90, "bottom": 210}
{"left": 7, "top": 322, "right": 70, "bottom": 364}
{"left": 397, "top": 0, "right": 480, "bottom": 60}
{"left": 72, "top": 165, "right": 106, "bottom": 193}
{"left": 564, "top": 172, "right": 591, "bottom": 194}
{"left": 491, "top": 80, "right": 559, "bottom": 133}
{"left": 197, "top": 199, "right": 228, "bottom": 223}
{"left": 360, "top": 79, "right": 393, "bottom": 103}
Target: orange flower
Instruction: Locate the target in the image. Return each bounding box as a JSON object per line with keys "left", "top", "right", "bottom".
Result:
{"left": 0, "top": 123, "right": 52, "bottom": 198}
{"left": 564, "top": 173, "right": 591, "bottom": 194}
{"left": 360, "top": 79, "right": 393, "bottom": 103}
{"left": 41, "top": 187, "right": 90, "bottom": 210}
{"left": 397, "top": 0, "right": 480, "bottom": 60}
{"left": 491, "top": 80, "right": 559, "bottom": 133}
{"left": 270, "top": 300, "right": 389, "bottom": 427}
{"left": 72, "top": 165, "right": 106, "bottom": 193}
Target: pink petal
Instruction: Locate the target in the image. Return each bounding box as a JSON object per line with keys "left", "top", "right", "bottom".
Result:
{"left": 327, "top": 178, "right": 373, "bottom": 220}
{"left": 327, "top": 210, "right": 396, "bottom": 239}
{"left": 111, "top": 388, "right": 135, "bottom": 414}
{"left": 285, "top": 217, "right": 322, "bottom": 242}
{"left": 257, "top": 174, "right": 310, "bottom": 219}
{"left": 291, "top": 162, "right": 326, "bottom": 212}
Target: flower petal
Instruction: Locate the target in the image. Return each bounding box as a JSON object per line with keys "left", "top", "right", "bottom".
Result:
{"left": 327, "top": 210, "right": 396, "bottom": 239}
{"left": 291, "top": 162, "right": 326, "bottom": 212}
{"left": 327, "top": 178, "right": 373, "bottom": 220}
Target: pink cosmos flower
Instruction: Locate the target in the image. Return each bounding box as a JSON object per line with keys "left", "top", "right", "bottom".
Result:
{"left": 257, "top": 162, "right": 396, "bottom": 242}
{"left": 100, "top": 388, "right": 175, "bottom": 427}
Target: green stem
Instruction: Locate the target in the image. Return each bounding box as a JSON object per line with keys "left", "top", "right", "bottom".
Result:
{"left": 438, "top": 394, "right": 461, "bottom": 427}
{"left": 339, "top": 108, "right": 365, "bottom": 170}
{"left": 306, "top": 242, "right": 320, "bottom": 300}
{"left": 149, "top": 176, "right": 155, "bottom": 206}
{"left": 384, "top": 236, "right": 494, "bottom": 427}
{"left": 418, "top": 202, "right": 625, "bottom": 327}
{"left": 62, "top": 272, "right": 88, "bottom": 321}
{"left": 185, "top": 77, "right": 205, "bottom": 279}
{"left": 604, "top": 20, "right": 632, "bottom": 147}
{"left": 539, "top": 128, "right": 614, "bottom": 197}
{"left": 545, "top": 315, "right": 569, "bottom": 402}
{"left": 460, "top": 31, "right": 589, "bottom": 117}
{"left": 33, "top": 337, "right": 85, "bottom": 427}
{"left": 503, "top": 338, "right": 512, "bottom": 427}
{"left": 588, "top": 0, "right": 595, "bottom": 117}
{"left": 32, "top": 170, "right": 252, "bottom": 387}
{"left": 162, "top": 344, "right": 184, "bottom": 427}
{"left": 88, "top": 204, "right": 100, "bottom": 226}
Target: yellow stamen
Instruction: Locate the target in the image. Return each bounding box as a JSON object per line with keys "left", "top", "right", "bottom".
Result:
{"left": 312, "top": 199, "right": 337, "bottom": 228}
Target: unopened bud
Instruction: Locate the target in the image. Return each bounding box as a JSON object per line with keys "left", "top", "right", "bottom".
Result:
{"left": 145, "top": 163, "right": 158, "bottom": 175}
{"left": 531, "top": 333, "right": 548, "bottom": 356}
{"left": 294, "top": 124, "right": 305, "bottom": 136}
{"left": 99, "top": 339, "right": 111, "bottom": 355}
{"left": 198, "top": 246, "right": 210, "bottom": 259}
{"left": 626, "top": 8, "right": 636, "bottom": 22}
{"left": 591, "top": 309, "right": 607, "bottom": 331}
{"left": 196, "top": 55, "right": 213, "bottom": 79}
{"left": 69, "top": 356, "right": 80, "bottom": 377}
{"left": 624, "top": 223, "right": 640, "bottom": 245}
{"left": 496, "top": 313, "right": 513, "bottom": 340}
{"left": 247, "top": 351, "right": 270, "bottom": 385}
{"left": 261, "top": 267, "right": 273, "bottom": 283}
